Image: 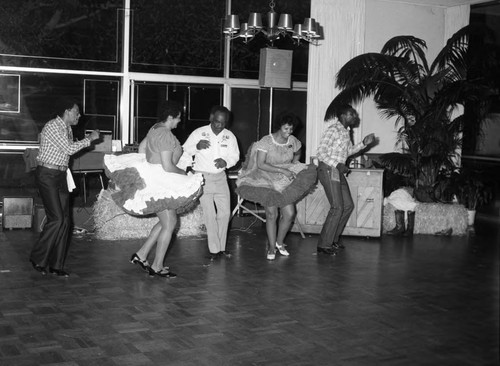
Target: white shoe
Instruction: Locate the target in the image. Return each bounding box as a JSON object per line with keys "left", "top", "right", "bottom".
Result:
{"left": 266, "top": 250, "right": 276, "bottom": 260}
{"left": 275, "top": 242, "right": 290, "bottom": 256}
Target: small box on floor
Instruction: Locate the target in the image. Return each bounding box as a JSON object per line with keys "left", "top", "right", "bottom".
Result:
{"left": 2, "top": 197, "right": 34, "bottom": 230}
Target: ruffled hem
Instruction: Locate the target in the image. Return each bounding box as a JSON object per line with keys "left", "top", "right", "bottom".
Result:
{"left": 104, "top": 153, "right": 204, "bottom": 216}
{"left": 108, "top": 183, "right": 202, "bottom": 216}
{"left": 236, "top": 164, "right": 317, "bottom": 207}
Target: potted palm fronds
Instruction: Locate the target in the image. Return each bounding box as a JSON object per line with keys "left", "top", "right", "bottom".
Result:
{"left": 447, "top": 167, "right": 493, "bottom": 225}
{"left": 330, "top": 25, "right": 497, "bottom": 202}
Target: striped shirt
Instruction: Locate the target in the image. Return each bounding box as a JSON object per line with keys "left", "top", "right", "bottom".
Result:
{"left": 316, "top": 119, "right": 365, "bottom": 168}
{"left": 37, "top": 116, "right": 91, "bottom": 167}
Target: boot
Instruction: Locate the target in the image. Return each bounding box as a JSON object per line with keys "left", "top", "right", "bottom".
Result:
{"left": 403, "top": 211, "right": 415, "bottom": 237}
{"left": 387, "top": 210, "right": 405, "bottom": 235}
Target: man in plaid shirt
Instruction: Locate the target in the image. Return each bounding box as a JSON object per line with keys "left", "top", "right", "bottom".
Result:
{"left": 316, "top": 103, "right": 376, "bottom": 255}
{"left": 30, "top": 98, "right": 100, "bottom": 277}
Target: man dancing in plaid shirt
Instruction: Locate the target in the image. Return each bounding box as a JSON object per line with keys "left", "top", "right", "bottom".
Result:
{"left": 30, "top": 97, "right": 100, "bottom": 277}
{"left": 316, "top": 103, "right": 376, "bottom": 255}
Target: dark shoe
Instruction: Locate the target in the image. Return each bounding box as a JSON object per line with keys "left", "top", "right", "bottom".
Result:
{"left": 332, "top": 243, "right": 345, "bottom": 250}
{"left": 219, "top": 251, "right": 232, "bottom": 258}
{"left": 317, "top": 247, "right": 337, "bottom": 256}
{"left": 130, "top": 253, "right": 150, "bottom": 271}
{"left": 30, "top": 260, "right": 47, "bottom": 275}
{"left": 434, "top": 228, "right": 453, "bottom": 236}
{"left": 49, "top": 268, "right": 70, "bottom": 277}
{"left": 147, "top": 267, "right": 177, "bottom": 278}
{"left": 206, "top": 252, "right": 219, "bottom": 261}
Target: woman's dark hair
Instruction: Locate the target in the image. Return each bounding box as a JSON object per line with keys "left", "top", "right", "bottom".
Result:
{"left": 54, "top": 96, "right": 79, "bottom": 118}
{"left": 273, "top": 112, "right": 300, "bottom": 132}
{"left": 158, "top": 100, "right": 183, "bottom": 121}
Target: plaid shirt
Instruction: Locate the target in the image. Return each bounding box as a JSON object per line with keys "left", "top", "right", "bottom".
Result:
{"left": 37, "top": 116, "right": 90, "bottom": 167}
{"left": 316, "top": 120, "right": 365, "bottom": 168}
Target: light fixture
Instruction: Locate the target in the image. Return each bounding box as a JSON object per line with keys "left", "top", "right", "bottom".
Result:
{"left": 223, "top": 0, "right": 321, "bottom": 46}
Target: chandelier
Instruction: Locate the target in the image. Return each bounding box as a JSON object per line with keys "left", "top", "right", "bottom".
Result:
{"left": 223, "top": 0, "right": 321, "bottom": 46}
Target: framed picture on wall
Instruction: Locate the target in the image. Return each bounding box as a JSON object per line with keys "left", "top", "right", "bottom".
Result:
{"left": 0, "top": 74, "right": 20, "bottom": 113}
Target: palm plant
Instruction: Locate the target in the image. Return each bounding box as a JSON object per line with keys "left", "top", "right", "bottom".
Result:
{"left": 446, "top": 167, "right": 493, "bottom": 210}
{"left": 332, "top": 25, "right": 495, "bottom": 202}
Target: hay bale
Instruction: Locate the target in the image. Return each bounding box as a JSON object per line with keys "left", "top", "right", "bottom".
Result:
{"left": 383, "top": 202, "right": 468, "bottom": 235}
{"left": 92, "top": 189, "right": 205, "bottom": 240}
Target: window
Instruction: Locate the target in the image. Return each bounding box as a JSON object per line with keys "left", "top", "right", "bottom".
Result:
{"left": 0, "top": 73, "right": 120, "bottom": 143}
{"left": 84, "top": 79, "right": 120, "bottom": 138}
{"left": 0, "top": 1, "right": 123, "bottom": 71}
{"left": 130, "top": 0, "right": 226, "bottom": 76}
{"left": 0, "top": 75, "right": 20, "bottom": 113}
{"left": 0, "top": 1, "right": 311, "bottom": 148}
{"left": 230, "top": 87, "right": 307, "bottom": 162}
{"left": 0, "top": 0, "right": 311, "bottom": 199}
{"left": 133, "top": 82, "right": 223, "bottom": 144}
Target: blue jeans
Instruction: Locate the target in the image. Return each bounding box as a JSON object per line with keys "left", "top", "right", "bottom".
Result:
{"left": 317, "top": 162, "right": 354, "bottom": 248}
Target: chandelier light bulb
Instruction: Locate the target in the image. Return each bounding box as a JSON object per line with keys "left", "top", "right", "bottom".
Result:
{"left": 248, "top": 12, "right": 263, "bottom": 29}
{"left": 301, "top": 18, "right": 317, "bottom": 35}
{"left": 277, "top": 14, "right": 293, "bottom": 30}
{"left": 223, "top": 14, "right": 240, "bottom": 34}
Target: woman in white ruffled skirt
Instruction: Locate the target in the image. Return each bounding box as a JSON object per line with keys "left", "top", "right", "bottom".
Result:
{"left": 105, "top": 101, "right": 203, "bottom": 278}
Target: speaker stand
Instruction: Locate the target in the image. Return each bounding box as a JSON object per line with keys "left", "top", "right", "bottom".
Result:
{"left": 268, "top": 86, "right": 274, "bottom": 134}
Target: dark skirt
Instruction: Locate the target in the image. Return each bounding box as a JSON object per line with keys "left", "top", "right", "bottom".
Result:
{"left": 235, "top": 164, "right": 317, "bottom": 208}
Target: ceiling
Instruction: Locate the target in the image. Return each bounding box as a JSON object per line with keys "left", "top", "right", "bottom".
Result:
{"left": 384, "top": 0, "right": 488, "bottom": 7}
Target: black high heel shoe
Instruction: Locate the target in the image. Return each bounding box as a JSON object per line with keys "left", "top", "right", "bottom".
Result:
{"left": 147, "top": 266, "right": 177, "bottom": 278}
{"left": 130, "top": 253, "right": 150, "bottom": 271}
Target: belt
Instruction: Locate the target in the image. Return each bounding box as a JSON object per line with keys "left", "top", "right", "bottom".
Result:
{"left": 38, "top": 162, "right": 67, "bottom": 171}
{"left": 318, "top": 161, "right": 333, "bottom": 168}
{"left": 193, "top": 170, "right": 225, "bottom": 176}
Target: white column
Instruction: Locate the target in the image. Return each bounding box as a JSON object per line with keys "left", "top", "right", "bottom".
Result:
{"left": 120, "top": 0, "right": 132, "bottom": 144}
{"left": 306, "top": 0, "right": 366, "bottom": 160}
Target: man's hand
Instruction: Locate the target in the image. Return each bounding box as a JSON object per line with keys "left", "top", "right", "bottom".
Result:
{"left": 363, "top": 133, "right": 376, "bottom": 146}
{"left": 336, "top": 163, "right": 351, "bottom": 176}
{"left": 196, "top": 139, "right": 210, "bottom": 150}
{"left": 214, "top": 158, "right": 227, "bottom": 169}
{"left": 88, "top": 130, "right": 100, "bottom": 141}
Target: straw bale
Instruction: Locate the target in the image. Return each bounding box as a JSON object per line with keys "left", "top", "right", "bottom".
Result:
{"left": 383, "top": 202, "right": 468, "bottom": 235}
{"left": 92, "top": 189, "right": 205, "bottom": 240}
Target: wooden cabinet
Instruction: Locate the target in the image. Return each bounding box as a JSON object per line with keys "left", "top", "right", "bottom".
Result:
{"left": 293, "top": 169, "right": 384, "bottom": 237}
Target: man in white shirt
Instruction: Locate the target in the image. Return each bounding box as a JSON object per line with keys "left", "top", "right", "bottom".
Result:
{"left": 181, "top": 106, "right": 240, "bottom": 260}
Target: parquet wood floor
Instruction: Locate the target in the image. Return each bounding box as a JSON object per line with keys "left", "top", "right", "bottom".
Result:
{"left": 0, "top": 220, "right": 498, "bottom": 366}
